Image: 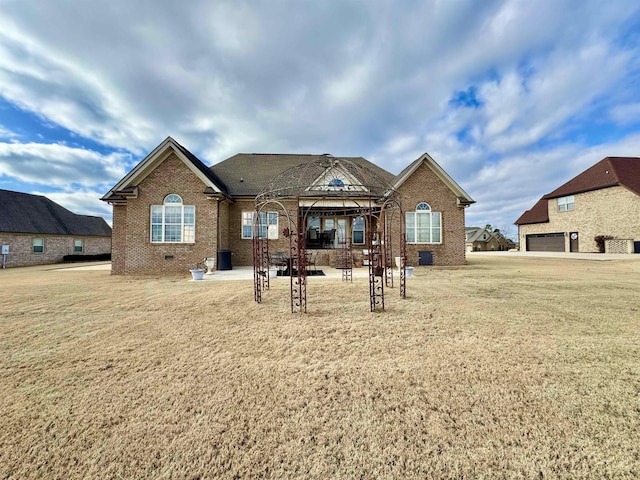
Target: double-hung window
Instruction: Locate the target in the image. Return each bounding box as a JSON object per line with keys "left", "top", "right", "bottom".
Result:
{"left": 557, "top": 195, "right": 575, "bottom": 212}
{"left": 242, "top": 211, "right": 278, "bottom": 239}
{"left": 406, "top": 202, "right": 442, "bottom": 244}
{"left": 33, "top": 238, "right": 44, "bottom": 253}
{"left": 151, "top": 194, "right": 195, "bottom": 243}
{"left": 74, "top": 239, "right": 83, "bottom": 253}
{"left": 352, "top": 216, "right": 365, "bottom": 244}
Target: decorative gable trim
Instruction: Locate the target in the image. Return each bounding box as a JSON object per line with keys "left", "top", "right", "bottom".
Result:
{"left": 306, "top": 159, "right": 368, "bottom": 193}
{"left": 393, "top": 153, "right": 475, "bottom": 206}
{"left": 101, "top": 137, "right": 224, "bottom": 203}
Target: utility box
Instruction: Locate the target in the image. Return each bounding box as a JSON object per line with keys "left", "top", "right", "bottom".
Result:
{"left": 418, "top": 251, "right": 433, "bottom": 266}
{"left": 1, "top": 245, "right": 8, "bottom": 255}
{"left": 217, "top": 250, "right": 232, "bottom": 270}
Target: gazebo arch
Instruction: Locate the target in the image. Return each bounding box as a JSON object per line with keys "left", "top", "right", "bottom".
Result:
{"left": 252, "top": 155, "right": 406, "bottom": 313}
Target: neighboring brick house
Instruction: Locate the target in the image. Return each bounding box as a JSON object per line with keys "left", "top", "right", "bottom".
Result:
{"left": 102, "top": 137, "right": 474, "bottom": 275}
{"left": 0, "top": 189, "right": 112, "bottom": 268}
{"left": 515, "top": 157, "right": 640, "bottom": 253}
{"left": 465, "top": 227, "right": 513, "bottom": 251}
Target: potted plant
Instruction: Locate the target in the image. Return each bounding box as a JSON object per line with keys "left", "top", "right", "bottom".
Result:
{"left": 204, "top": 257, "right": 216, "bottom": 274}
{"left": 189, "top": 262, "right": 205, "bottom": 281}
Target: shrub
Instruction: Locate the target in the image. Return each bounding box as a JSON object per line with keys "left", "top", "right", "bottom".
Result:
{"left": 594, "top": 235, "right": 613, "bottom": 253}
{"left": 63, "top": 253, "right": 111, "bottom": 262}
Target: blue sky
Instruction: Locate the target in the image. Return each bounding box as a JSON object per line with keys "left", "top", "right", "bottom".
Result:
{"left": 2, "top": 0, "right": 640, "bottom": 238}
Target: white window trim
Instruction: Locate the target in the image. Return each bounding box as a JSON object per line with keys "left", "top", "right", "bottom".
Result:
{"left": 242, "top": 211, "right": 279, "bottom": 240}
{"left": 150, "top": 195, "right": 196, "bottom": 243}
{"left": 74, "top": 239, "right": 84, "bottom": 253}
{"left": 406, "top": 203, "right": 442, "bottom": 245}
{"left": 33, "top": 238, "right": 44, "bottom": 254}
{"left": 557, "top": 195, "right": 575, "bottom": 212}
{"left": 352, "top": 216, "right": 366, "bottom": 245}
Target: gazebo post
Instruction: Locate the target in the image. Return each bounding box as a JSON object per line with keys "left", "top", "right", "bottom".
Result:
{"left": 289, "top": 201, "right": 307, "bottom": 313}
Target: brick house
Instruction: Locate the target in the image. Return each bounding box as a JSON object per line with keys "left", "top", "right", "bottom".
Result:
{"left": 0, "top": 189, "right": 112, "bottom": 268}
{"left": 515, "top": 157, "right": 640, "bottom": 253}
{"left": 102, "top": 137, "right": 474, "bottom": 275}
{"left": 465, "top": 227, "right": 513, "bottom": 251}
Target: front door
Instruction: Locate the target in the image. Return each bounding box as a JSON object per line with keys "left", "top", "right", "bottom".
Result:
{"left": 570, "top": 232, "right": 579, "bottom": 252}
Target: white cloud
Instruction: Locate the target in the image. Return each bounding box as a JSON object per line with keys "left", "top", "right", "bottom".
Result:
{"left": 610, "top": 102, "right": 640, "bottom": 126}
{"left": 0, "top": 142, "right": 129, "bottom": 187}
{"left": 0, "top": 125, "right": 18, "bottom": 140}
{"left": 0, "top": 0, "right": 639, "bottom": 231}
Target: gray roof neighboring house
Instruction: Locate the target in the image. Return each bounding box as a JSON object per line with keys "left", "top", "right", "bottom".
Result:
{"left": 465, "top": 227, "right": 490, "bottom": 243}
{"left": 0, "top": 189, "right": 112, "bottom": 237}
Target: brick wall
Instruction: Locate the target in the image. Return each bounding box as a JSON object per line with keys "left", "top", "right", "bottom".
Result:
{"left": 218, "top": 201, "right": 230, "bottom": 250}
{"left": 0, "top": 233, "right": 111, "bottom": 268}
{"left": 112, "top": 152, "right": 219, "bottom": 275}
{"left": 109, "top": 153, "right": 469, "bottom": 272}
{"left": 519, "top": 186, "right": 640, "bottom": 252}
{"left": 228, "top": 199, "right": 297, "bottom": 266}
{"left": 391, "top": 162, "right": 467, "bottom": 266}
{"left": 111, "top": 205, "right": 127, "bottom": 274}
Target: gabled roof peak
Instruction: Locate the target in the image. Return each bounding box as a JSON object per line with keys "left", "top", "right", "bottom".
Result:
{"left": 393, "top": 153, "right": 475, "bottom": 206}
{"left": 102, "top": 137, "right": 228, "bottom": 203}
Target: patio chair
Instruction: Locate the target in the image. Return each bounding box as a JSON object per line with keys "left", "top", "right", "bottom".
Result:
{"left": 323, "top": 229, "right": 336, "bottom": 248}
{"left": 308, "top": 228, "right": 320, "bottom": 248}
{"left": 269, "top": 251, "right": 288, "bottom": 273}
{"left": 306, "top": 251, "right": 317, "bottom": 272}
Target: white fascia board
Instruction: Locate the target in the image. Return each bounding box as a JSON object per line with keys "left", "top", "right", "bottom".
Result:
{"left": 106, "top": 137, "right": 221, "bottom": 195}
{"left": 394, "top": 153, "right": 475, "bottom": 204}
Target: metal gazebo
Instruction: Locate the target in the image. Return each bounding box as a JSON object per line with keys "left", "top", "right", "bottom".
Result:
{"left": 252, "top": 155, "right": 407, "bottom": 313}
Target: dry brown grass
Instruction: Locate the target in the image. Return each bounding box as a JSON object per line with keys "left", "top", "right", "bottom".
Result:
{"left": 1, "top": 257, "right": 639, "bottom": 479}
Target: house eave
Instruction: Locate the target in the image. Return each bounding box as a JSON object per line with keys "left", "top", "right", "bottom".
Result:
{"left": 101, "top": 137, "right": 224, "bottom": 203}
{"left": 457, "top": 197, "right": 475, "bottom": 207}
{"left": 394, "top": 153, "right": 475, "bottom": 205}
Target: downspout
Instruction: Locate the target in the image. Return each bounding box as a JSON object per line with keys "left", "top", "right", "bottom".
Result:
{"left": 216, "top": 198, "right": 221, "bottom": 252}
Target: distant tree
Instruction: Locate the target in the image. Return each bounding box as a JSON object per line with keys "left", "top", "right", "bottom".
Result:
{"left": 495, "top": 224, "right": 514, "bottom": 241}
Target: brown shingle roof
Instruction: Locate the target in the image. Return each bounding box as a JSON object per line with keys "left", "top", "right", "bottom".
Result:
{"left": 514, "top": 198, "right": 549, "bottom": 225}
{"left": 172, "top": 140, "right": 229, "bottom": 196}
{"left": 545, "top": 157, "right": 640, "bottom": 198}
{"left": 210, "top": 154, "right": 395, "bottom": 196}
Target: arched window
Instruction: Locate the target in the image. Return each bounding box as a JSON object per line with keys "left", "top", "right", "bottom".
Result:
{"left": 406, "top": 202, "right": 442, "bottom": 244}
{"left": 328, "top": 178, "right": 345, "bottom": 188}
{"left": 150, "top": 194, "right": 195, "bottom": 243}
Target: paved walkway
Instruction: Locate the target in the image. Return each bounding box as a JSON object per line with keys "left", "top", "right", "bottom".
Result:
{"left": 193, "top": 266, "right": 377, "bottom": 282}
{"left": 55, "top": 262, "right": 393, "bottom": 281}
